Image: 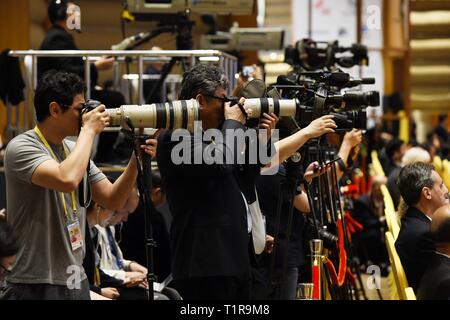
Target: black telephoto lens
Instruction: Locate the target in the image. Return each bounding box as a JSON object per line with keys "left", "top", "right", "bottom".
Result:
{"left": 343, "top": 91, "right": 380, "bottom": 108}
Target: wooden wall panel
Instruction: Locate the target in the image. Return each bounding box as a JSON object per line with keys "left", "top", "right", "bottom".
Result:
{"left": 0, "top": 0, "right": 30, "bottom": 144}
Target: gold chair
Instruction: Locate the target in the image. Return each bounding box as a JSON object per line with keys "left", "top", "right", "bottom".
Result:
{"left": 433, "top": 156, "right": 443, "bottom": 177}
{"left": 371, "top": 150, "right": 386, "bottom": 177}
{"left": 405, "top": 287, "right": 416, "bottom": 300}
{"left": 385, "top": 231, "right": 409, "bottom": 300}
{"left": 442, "top": 159, "right": 450, "bottom": 190}
{"left": 381, "top": 185, "right": 400, "bottom": 239}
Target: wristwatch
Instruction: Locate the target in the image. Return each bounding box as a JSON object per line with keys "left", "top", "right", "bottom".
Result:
{"left": 337, "top": 158, "right": 347, "bottom": 171}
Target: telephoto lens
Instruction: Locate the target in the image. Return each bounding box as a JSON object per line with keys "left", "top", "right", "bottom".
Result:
{"left": 107, "top": 99, "right": 200, "bottom": 132}
{"left": 107, "top": 98, "right": 298, "bottom": 131}
{"left": 241, "top": 98, "right": 297, "bottom": 119}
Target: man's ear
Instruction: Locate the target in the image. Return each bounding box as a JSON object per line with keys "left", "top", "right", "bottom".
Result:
{"left": 422, "top": 186, "right": 432, "bottom": 200}
{"left": 196, "top": 94, "right": 207, "bottom": 108}
{"left": 48, "top": 102, "right": 60, "bottom": 118}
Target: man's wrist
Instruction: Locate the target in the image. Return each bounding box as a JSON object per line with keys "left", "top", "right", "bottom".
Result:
{"left": 300, "top": 128, "right": 312, "bottom": 140}
{"left": 79, "top": 126, "right": 96, "bottom": 136}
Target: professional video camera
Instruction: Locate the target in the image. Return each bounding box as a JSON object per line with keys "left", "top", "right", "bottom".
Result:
{"left": 285, "top": 38, "right": 369, "bottom": 71}
{"left": 272, "top": 39, "right": 378, "bottom": 133}
{"left": 125, "top": 0, "right": 254, "bottom": 18}
{"left": 271, "top": 72, "right": 379, "bottom": 132}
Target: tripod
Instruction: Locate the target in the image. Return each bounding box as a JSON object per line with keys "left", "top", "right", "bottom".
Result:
{"left": 123, "top": 123, "right": 157, "bottom": 301}
{"left": 268, "top": 150, "right": 304, "bottom": 300}
{"left": 302, "top": 138, "right": 369, "bottom": 300}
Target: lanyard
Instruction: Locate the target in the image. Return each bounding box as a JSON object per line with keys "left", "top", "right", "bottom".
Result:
{"left": 34, "top": 126, "right": 77, "bottom": 220}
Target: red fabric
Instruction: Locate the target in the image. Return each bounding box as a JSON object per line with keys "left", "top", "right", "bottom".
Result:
{"left": 312, "top": 263, "right": 321, "bottom": 299}
{"left": 344, "top": 212, "right": 364, "bottom": 233}
{"left": 324, "top": 218, "right": 347, "bottom": 287}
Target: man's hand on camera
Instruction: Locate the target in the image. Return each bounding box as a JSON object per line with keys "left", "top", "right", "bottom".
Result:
{"left": 82, "top": 104, "right": 109, "bottom": 134}
{"left": 224, "top": 97, "right": 246, "bottom": 125}
{"left": 94, "top": 57, "right": 115, "bottom": 71}
{"left": 258, "top": 112, "right": 278, "bottom": 145}
{"left": 342, "top": 129, "right": 363, "bottom": 148}
{"left": 302, "top": 115, "right": 337, "bottom": 139}
{"left": 304, "top": 161, "right": 332, "bottom": 184}
{"left": 140, "top": 137, "right": 158, "bottom": 158}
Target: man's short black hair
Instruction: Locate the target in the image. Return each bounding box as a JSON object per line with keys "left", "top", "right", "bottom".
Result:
{"left": 34, "top": 70, "right": 86, "bottom": 122}
{"left": 0, "top": 220, "right": 19, "bottom": 258}
{"left": 397, "top": 162, "right": 435, "bottom": 206}
{"left": 48, "top": 0, "right": 69, "bottom": 25}
{"left": 179, "top": 64, "right": 229, "bottom": 100}
{"left": 386, "top": 138, "right": 404, "bottom": 159}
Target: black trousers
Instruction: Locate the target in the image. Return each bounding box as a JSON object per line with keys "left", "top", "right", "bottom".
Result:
{"left": 172, "top": 275, "right": 251, "bottom": 300}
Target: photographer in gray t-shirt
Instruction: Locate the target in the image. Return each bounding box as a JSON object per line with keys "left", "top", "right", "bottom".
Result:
{"left": 2, "top": 70, "right": 139, "bottom": 300}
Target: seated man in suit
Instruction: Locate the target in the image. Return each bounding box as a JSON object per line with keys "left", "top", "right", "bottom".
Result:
{"left": 418, "top": 204, "right": 450, "bottom": 300}
{"left": 396, "top": 162, "right": 449, "bottom": 291}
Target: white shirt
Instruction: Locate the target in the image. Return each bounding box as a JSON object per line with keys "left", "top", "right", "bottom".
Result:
{"left": 95, "top": 225, "right": 132, "bottom": 282}
{"left": 240, "top": 192, "right": 252, "bottom": 233}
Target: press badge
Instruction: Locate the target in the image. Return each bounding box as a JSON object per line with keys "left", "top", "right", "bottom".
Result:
{"left": 67, "top": 218, "right": 83, "bottom": 251}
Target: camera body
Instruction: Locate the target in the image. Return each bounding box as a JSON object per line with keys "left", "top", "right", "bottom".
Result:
{"left": 285, "top": 39, "right": 369, "bottom": 71}
{"left": 273, "top": 70, "right": 379, "bottom": 132}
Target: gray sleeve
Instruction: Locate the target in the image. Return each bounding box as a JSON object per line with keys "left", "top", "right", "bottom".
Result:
{"left": 88, "top": 160, "right": 106, "bottom": 184}
{"left": 4, "top": 136, "right": 53, "bottom": 184}
{"left": 64, "top": 139, "right": 106, "bottom": 185}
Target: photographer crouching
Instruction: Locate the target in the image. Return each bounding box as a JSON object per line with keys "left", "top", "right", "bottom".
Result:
{"left": 156, "top": 64, "right": 277, "bottom": 300}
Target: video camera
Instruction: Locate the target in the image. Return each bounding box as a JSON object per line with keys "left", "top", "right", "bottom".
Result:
{"left": 285, "top": 38, "right": 369, "bottom": 71}
{"left": 271, "top": 38, "right": 379, "bottom": 133}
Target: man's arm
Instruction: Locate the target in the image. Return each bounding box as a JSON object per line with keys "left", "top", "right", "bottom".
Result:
{"left": 293, "top": 161, "right": 332, "bottom": 213}
{"left": 267, "top": 115, "right": 336, "bottom": 170}
{"left": 336, "top": 129, "right": 362, "bottom": 179}
{"left": 31, "top": 105, "right": 109, "bottom": 192}
{"left": 91, "top": 156, "right": 138, "bottom": 211}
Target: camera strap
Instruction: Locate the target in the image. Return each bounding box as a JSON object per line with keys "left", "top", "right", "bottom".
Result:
{"left": 77, "top": 164, "right": 91, "bottom": 208}
{"left": 77, "top": 109, "right": 92, "bottom": 208}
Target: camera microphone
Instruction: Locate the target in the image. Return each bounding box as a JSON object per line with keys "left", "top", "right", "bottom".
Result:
{"left": 325, "top": 72, "right": 350, "bottom": 87}
{"left": 276, "top": 75, "right": 297, "bottom": 86}
{"left": 111, "top": 32, "right": 151, "bottom": 51}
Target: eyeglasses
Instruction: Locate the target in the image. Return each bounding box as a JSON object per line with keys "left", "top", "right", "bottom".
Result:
{"left": 57, "top": 102, "right": 84, "bottom": 112}
{"left": 203, "top": 94, "right": 231, "bottom": 107}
